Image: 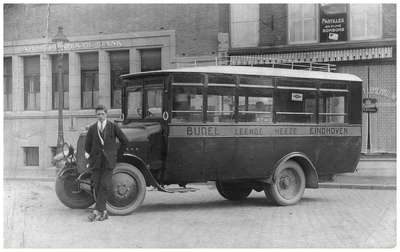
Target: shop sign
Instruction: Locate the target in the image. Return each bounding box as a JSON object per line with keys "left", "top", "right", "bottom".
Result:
{"left": 320, "top": 4, "right": 347, "bottom": 42}
{"left": 21, "top": 40, "right": 125, "bottom": 53}
{"left": 363, "top": 98, "right": 378, "bottom": 113}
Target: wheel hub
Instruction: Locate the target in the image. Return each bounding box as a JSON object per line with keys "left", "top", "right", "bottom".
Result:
{"left": 279, "top": 176, "right": 291, "bottom": 189}
{"left": 114, "top": 183, "right": 130, "bottom": 198}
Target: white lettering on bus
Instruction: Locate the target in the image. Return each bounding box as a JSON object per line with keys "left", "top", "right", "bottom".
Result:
{"left": 310, "top": 127, "right": 348, "bottom": 135}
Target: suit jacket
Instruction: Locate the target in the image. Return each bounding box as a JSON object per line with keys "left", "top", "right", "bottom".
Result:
{"left": 85, "top": 120, "right": 129, "bottom": 170}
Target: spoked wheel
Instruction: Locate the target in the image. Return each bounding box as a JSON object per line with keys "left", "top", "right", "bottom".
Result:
{"left": 216, "top": 181, "right": 252, "bottom": 201}
{"left": 264, "top": 160, "right": 305, "bottom": 206}
{"left": 106, "top": 163, "right": 146, "bottom": 216}
{"left": 55, "top": 166, "right": 95, "bottom": 209}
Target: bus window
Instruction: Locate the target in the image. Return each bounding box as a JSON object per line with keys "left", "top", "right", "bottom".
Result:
{"left": 171, "top": 86, "right": 203, "bottom": 122}
{"left": 237, "top": 88, "right": 273, "bottom": 123}
{"left": 319, "top": 85, "right": 348, "bottom": 123}
{"left": 276, "top": 88, "right": 317, "bottom": 123}
{"left": 207, "top": 86, "right": 235, "bottom": 122}
{"left": 126, "top": 86, "right": 143, "bottom": 118}
{"left": 171, "top": 74, "right": 203, "bottom": 122}
{"left": 142, "top": 78, "right": 163, "bottom": 118}
{"left": 207, "top": 75, "right": 235, "bottom": 123}
{"left": 146, "top": 87, "right": 163, "bottom": 117}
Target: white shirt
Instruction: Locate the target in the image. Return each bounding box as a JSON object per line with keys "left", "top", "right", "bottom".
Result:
{"left": 97, "top": 119, "right": 107, "bottom": 132}
{"left": 97, "top": 119, "right": 107, "bottom": 145}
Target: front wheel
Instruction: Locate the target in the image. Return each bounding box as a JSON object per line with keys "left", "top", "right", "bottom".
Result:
{"left": 264, "top": 160, "right": 306, "bottom": 206}
{"left": 55, "top": 166, "right": 95, "bottom": 209}
{"left": 106, "top": 163, "right": 147, "bottom": 216}
{"left": 216, "top": 181, "right": 252, "bottom": 201}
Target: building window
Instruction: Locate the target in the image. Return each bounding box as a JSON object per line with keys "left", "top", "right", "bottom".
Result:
{"left": 350, "top": 4, "right": 382, "bottom": 40}
{"left": 23, "top": 147, "right": 39, "bottom": 166}
{"left": 230, "top": 4, "right": 259, "bottom": 48}
{"left": 141, "top": 48, "right": 161, "bottom": 72}
{"left": 81, "top": 52, "right": 99, "bottom": 109}
{"left": 110, "top": 50, "right": 129, "bottom": 108}
{"left": 288, "top": 4, "right": 318, "bottom": 44}
{"left": 52, "top": 55, "right": 69, "bottom": 109}
{"left": 24, "top": 56, "right": 40, "bottom": 110}
{"left": 4, "top": 57, "right": 12, "bottom": 111}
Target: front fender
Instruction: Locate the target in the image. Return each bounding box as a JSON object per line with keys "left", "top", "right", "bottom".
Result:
{"left": 119, "top": 154, "right": 168, "bottom": 192}
{"left": 273, "top": 153, "right": 319, "bottom": 189}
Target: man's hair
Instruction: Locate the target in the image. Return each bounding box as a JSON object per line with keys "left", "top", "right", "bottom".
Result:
{"left": 95, "top": 104, "right": 107, "bottom": 113}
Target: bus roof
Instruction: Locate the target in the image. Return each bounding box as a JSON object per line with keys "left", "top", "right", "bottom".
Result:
{"left": 120, "top": 66, "right": 363, "bottom": 82}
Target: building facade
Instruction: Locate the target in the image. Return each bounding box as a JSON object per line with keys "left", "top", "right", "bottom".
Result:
{"left": 3, "top": 4, "right": 396, "bottom": 176}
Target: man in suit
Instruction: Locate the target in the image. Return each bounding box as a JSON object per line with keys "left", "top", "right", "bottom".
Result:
{"left": 85, "top": 105, "right": 129, "bottom": 221}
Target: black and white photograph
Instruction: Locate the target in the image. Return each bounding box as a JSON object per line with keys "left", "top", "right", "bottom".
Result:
{"left": 2, "top": 2, "right": 397, "bottom": 249}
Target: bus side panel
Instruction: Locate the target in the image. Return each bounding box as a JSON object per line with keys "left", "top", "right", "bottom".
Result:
{"left": 164, "top": 138, "right": 204, "bottom": 182}
{"left": 203, "top": 138, "right": 237, "bottom": 180}
{"left": 273, "top": 137, "right": 317, "bottom": 167}
{"left": 234, "top": 138, "right": 274, "bottom": 179}
{"left": 316, "top": 136, "right": 362, "bottom": 175}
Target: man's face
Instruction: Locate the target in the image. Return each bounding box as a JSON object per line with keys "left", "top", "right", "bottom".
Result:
{"left": 96, "top": 109, "right": 107, "bottom": 122}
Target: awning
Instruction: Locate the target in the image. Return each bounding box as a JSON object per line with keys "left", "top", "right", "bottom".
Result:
{"left": 230, "top": 47, "right": 393, "bottom": 66}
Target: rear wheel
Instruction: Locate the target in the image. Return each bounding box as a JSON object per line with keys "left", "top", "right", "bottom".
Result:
{"left": 264, "top": 160, "right": 305, "bottom": 206}
{"left": 55, "top": 166, "right": 95, "bottom": 209}
{"left": 106, "top": 163, "right": 146, "bottom": 216}
{"left": 216, "top": 181, "right": 252, "bottom": 201}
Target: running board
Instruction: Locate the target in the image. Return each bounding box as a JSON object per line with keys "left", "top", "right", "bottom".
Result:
{"left": 154, "top": 187, "right": 199, "bottom": 193}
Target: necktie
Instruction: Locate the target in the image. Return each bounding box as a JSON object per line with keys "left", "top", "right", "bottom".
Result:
{"left": 100, "top": 121, "right": 104, "bottom": 133}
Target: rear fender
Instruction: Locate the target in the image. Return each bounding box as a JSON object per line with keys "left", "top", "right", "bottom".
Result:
{"left": 119, "top": 154, "right": 168, "bottom": 192}
{"left": 260, "top": 153, "right": 319, "bottom": 189}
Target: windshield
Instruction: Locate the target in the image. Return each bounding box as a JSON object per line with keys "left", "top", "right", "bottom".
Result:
{"left": 125, "top": 77, "right": 164, "bottom": 119}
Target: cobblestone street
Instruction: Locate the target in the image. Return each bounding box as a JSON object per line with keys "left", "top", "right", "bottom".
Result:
{"left": 3, "top": 180, "right": 396, "bottom": 248}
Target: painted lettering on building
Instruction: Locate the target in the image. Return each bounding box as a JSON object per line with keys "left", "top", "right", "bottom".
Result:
{"left": 21, "top": 40, "right": 124, "bottom": 53}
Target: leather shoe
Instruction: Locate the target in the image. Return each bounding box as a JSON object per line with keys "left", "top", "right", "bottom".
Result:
{"left": 98, "top": 211, "right": 109, "bottom": 221}
{"left": 87, "top": 212, "right": 99, "bottom": 222}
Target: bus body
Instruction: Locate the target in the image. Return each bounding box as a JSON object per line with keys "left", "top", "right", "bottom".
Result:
{"left": 55, "top": 65, "right": 363, "bottom": 215}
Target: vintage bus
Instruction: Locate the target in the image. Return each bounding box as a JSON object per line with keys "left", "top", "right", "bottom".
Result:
{"left": 55, "top": 64, "right": 363, "bottom": 215}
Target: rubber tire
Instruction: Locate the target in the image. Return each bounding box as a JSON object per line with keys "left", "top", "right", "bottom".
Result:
{"left": 264, "top": 160, "right": 306, "bottom": 206}
{"left": 55, "top": 166, "right": 95, "bottom": 209}
{"left": 216, "top": 181, "right": 252, "bottom": 201}
{"left": 106, "top": 163, "right": 146, "bottom": 216}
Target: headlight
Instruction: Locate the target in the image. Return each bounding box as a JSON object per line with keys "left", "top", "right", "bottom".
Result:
{"left": 53, "top": 152, "right": 64, "bottom": 162}
{"left": 62, "top": 143, "right": 75, "bottom": 158}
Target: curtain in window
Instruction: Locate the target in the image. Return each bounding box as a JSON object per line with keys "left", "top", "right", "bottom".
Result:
{"left": 24, "top": 56, "right": 40, "bottom": 110}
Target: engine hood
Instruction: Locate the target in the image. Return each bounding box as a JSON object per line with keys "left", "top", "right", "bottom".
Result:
{"left": 120, "top": 122, "right": 162, "bottom": 142}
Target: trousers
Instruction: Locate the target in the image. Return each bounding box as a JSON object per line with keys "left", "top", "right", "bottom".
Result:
{"left": 91, "top": 154, "right": 113, "bottom": 212}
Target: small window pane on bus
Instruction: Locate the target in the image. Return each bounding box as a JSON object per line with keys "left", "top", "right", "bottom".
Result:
{"left": 172, "top": 74, "right": 203, "bottom": 84}
{"left": 146, "top": 87, "right": 163, "bottom": 118}
{"left": 276, "top": 89, "right": 316, "bottom": 123}
{"left": 172, "top": 86, "right": 203, "bottom": 122}
{"left": 127, "top": 86, "right": 143, "bottom": 118}
{"left": 207, "top": 86, "right": 235, "bottom": 122}
{"left": 208, "top": 75, "right": 235, "bottom": 85}
{"left": 240, "top": 76, "right": 273, "bottom": 86}
{"left": 237, "top": 88, "right": 273, "bottom": 123}
{"left": 319, "top": 92, "right": 348, "bottom": 123}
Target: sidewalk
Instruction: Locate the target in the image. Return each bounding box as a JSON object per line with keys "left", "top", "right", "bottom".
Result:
{"left": 319, "top": 173, "right": 396, "bottom": 190}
